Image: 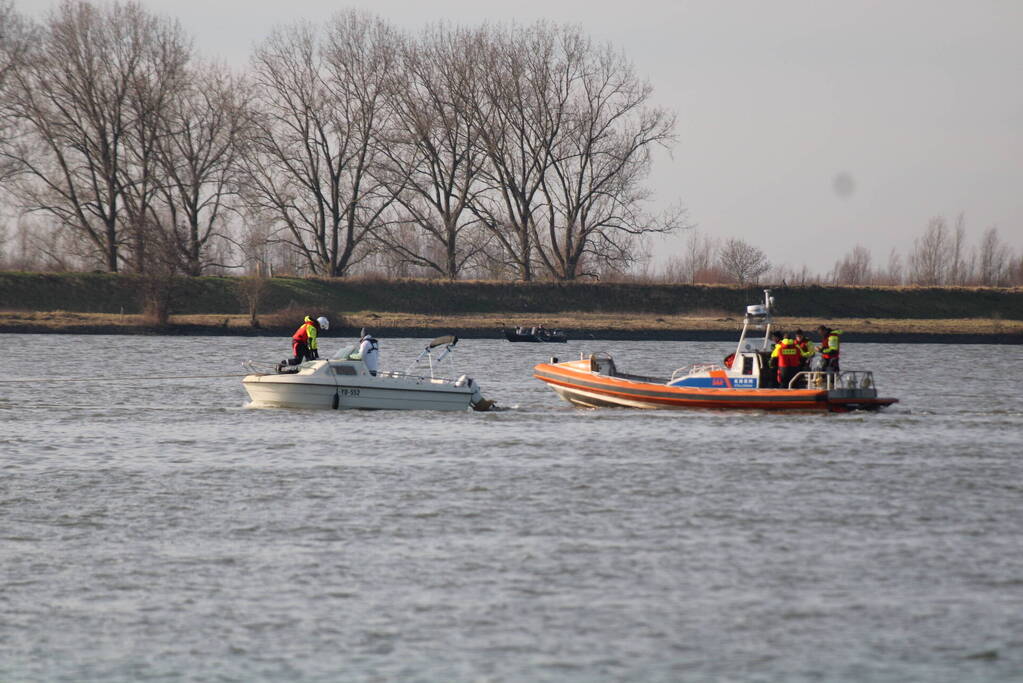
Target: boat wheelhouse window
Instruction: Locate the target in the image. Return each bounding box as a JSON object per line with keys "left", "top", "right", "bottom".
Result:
{"left": 333, "top": 364, "right": 357, "bottom": 375}
{"left": 741, "top": 356, "right": 754, "bottom": 375}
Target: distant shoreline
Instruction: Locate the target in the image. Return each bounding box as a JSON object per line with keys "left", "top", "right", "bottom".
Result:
{"left": 1, "top": 311, "right": 1019, "bottom": 344}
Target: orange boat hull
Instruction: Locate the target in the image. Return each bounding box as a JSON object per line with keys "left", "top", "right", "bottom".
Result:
{"left": 533, "top": 362, "right": 897, "bottom": 412}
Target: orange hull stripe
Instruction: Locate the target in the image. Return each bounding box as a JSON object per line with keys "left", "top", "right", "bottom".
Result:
{"left": 534, "top": 371, "right": 827, "bottom": 410}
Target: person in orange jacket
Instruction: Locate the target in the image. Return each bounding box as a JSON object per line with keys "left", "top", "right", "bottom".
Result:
{"left": 281, "top": 315, "right": 318, "bottom": 370}
{"left": 792, "top": 329, "right": 815, "bottom": 387}
{"left": 793, "top": 330, "right": 815, "bottom": 368}
{"left": 771, "top": 331, "right": 802, "bottom": 389}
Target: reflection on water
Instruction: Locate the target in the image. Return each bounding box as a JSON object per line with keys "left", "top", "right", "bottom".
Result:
{"left": 1, "top": 334, "right": 1022, "bottom": 682}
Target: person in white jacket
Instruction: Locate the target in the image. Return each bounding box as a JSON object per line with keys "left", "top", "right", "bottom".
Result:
{"left": 349, "top": 332, "right": 379, "bottom": 375}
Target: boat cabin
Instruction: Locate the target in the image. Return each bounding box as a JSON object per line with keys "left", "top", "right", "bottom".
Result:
{"left": 668, "top": 292, "right": 779, "bottom": 389}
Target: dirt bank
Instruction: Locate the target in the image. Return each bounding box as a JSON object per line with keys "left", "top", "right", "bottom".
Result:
{"left": 1, "top": 310, "right": 1020, "bottom": 343}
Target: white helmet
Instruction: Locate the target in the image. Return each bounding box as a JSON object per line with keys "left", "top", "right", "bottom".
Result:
{"left": 317, "top": 316, "right": 329, "bottom": 331}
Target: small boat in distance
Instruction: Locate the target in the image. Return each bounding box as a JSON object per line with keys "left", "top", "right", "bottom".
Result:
{"left": 243, "top": 335, "right": 495, "bottom": 411}
{"left": 534, "top": 290, "right": 898, "bottom": 412}
{"left": 504, "top": 326, "right": 568, "bottom": 343}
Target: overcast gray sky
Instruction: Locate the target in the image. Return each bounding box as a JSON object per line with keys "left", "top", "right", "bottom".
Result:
{"left": 32, "top": 0, "right": 1023, "bottom": 271}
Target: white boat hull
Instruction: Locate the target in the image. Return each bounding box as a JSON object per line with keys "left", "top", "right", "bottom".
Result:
{"left": 242, "top": 358, "right": 486, "bottom": 411}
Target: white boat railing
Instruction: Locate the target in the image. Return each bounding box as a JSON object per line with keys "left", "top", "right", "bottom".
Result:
{"left": 789, "top": 370, "right": 875, "bottom": 390}
{"left": 376, "top": 369, "right": 462, "bottom": 385}
{"left": 670, "top": 363, "right": 725, "bottom": 381}
{"left": 243, "top": 359, "right": 283, "bottom": 374}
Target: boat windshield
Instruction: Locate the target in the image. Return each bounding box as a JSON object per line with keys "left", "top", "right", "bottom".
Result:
{"left": 330, "top": 344, "right": 358, "bottom": 360}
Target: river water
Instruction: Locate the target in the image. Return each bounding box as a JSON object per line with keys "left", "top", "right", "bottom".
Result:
{"left": 1, "top": 333, "right": 1021, "bottom": 682}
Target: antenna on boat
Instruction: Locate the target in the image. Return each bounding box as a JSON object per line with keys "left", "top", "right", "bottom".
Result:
{"left": 762, "top": 288, "right": 774, "bottom": 348}
{"left": 733, "top": 288, "right": 774, "bottom": 357}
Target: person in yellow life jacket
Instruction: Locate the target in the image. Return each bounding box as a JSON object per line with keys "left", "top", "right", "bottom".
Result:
{"left": 771, "top": 331, "right": 802, "bottom": 388}
{"left": 280, "top": 315, "right": 329, "bottom": 370}
{"left": 305, "top": 316, "right": 320, "bottom": 359}
{"left": 817, "top": 325, "right": 842, "bottom": 372}
{"left": 765, "top": 331, "right": 782, "bottom": 388}
{"left": 308, "top": 315, "right": 330, "bottom": 358}
{"left": 792, "top": 329, "right": 815, "bottom": 387}
{"left": 793, "top": 329, "right": 815, "bottom": 367}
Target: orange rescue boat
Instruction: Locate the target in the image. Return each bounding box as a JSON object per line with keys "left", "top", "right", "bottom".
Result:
{"left": 533, "top": 289, "right": 898, "bottom": 413}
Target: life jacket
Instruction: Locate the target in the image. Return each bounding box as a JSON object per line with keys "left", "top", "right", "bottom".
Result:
{"left": 307, "top": 323, "right": 319, "bottom": 350}
{"left": 775, "top": 338, "right": 802, "bottom": 367}
{"left": 292, "top": 322, "right": 310, "bottom": 343}
{"left": 821, "top": 330, "right": 842, "bottom": 358}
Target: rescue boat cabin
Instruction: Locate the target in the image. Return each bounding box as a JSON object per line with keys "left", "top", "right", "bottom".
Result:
{"left": 667, "top": 289, "right": 777, "bottom": 389}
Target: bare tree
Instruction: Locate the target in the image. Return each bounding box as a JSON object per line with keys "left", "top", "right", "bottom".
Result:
{"left": 235, "top": 274, "right": 271, "bottom": 326}
{"left": 0, "top": 0, "right": 35, "bottom": 183}
{"left": 664, "top": 229, "right": 716, "bottom": 283}
{"left": 719, "top": 238, "right": 770, "bottom": 285}
{"left": 909, "top": 216, "right": 952, "bottom": 285}
{"left": 977, "top": 227, "right": 1011, "bottom": 286}
{"left": 376, "top": 24, "right": 491, "bottom": 279}
{"left": 2, "top": 0, "right": 190, "bottom": 272}
{"left": 467, "top": 24, "right": 561, "bottom": 281}
{"left": 879, "top": 248, "right": 905, "bottom": 286}
{"left": 241, "top": 12, "right": 399, "bottom": 277}
{"left": 831, "top": 244, "right": 873, "bottom": 285}
{"left": 150, "top": 61, "right": 249, "bottom": 275}
{"left": 1010, "top": 253, "right": 1023, "bottom": 287}
{"left": 946, "top": 212, "right": 975, "bottom": 286}
{"left": 533, "top": 31, "right": 682, "bottom": 280}
{"left": 119, "top": 14, "right": 192, "bottom": 275}
{"left": 0, "top": 1, "right": 27, "bottom": 85}
{"left": 769, "top": 262, "right": 818, "bottom": 287}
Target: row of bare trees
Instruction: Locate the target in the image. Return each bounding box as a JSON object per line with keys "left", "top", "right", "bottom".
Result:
{"left": 663, "top": 231, "right": 772, "bottom": 285}
{"left": 3, "top": 2, "right": 1017, "bottom": 288}
{"left": 0, "top": 0, "right": 242, "bottom": 275}
{"left": 821, "top": 216, "right": 1022, "bottom": 287}
{"left": 0, "top": 0, "right": 682, "bottom": 280}
{"left": 659, "top": 217, "right": 1022, "bottom": 287}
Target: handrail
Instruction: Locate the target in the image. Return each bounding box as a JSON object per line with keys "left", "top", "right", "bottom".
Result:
{"left": 670, "top": 363, "right": 724, "bottom": 381}
{"left": 244, "top": 360, "right": 280, "bottom": 374}
{"left": 377, "top": 369, "right": 459, "bottom": 384}
{"left": 788, "top": 370, "right": 875, "bottom": 390}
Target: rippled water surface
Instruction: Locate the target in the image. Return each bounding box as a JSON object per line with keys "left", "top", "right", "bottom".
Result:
{"left": 2, "top": 333, "right": 1022, "bottom": 682}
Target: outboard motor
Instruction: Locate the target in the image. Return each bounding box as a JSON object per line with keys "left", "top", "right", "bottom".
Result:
{"left": 455, "top": 374, "right": 495, "bottom": 411}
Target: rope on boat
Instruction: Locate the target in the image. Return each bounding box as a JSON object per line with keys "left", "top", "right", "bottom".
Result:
{"left": 0, "top": 374, "right": 248, "bottom": 384}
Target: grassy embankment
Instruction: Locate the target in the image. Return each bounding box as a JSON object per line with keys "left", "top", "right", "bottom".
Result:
{"left": 1, "top": 271, "right": 1021, "bottom": 341}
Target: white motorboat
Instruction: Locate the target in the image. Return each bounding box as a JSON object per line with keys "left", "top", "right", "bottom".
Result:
{"left": 243, "top": 335, "right": 495, "bottom": 411}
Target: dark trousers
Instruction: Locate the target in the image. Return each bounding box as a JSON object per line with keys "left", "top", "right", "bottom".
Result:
{"left": 778, "top": 366, "right": 799, "bottom": 389}
{"left": 287, "top": 341, "right": 310, "bottom": 365}
{"left": 821, "top": 356, "right": 840, "bottom": 373}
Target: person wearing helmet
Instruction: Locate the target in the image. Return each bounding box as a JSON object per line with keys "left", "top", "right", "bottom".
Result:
{"left": 281, "top": 315, "right": 325, "bottom": 370}
{"left": 309, "top": 316, "right": 329, "bottom": 358}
